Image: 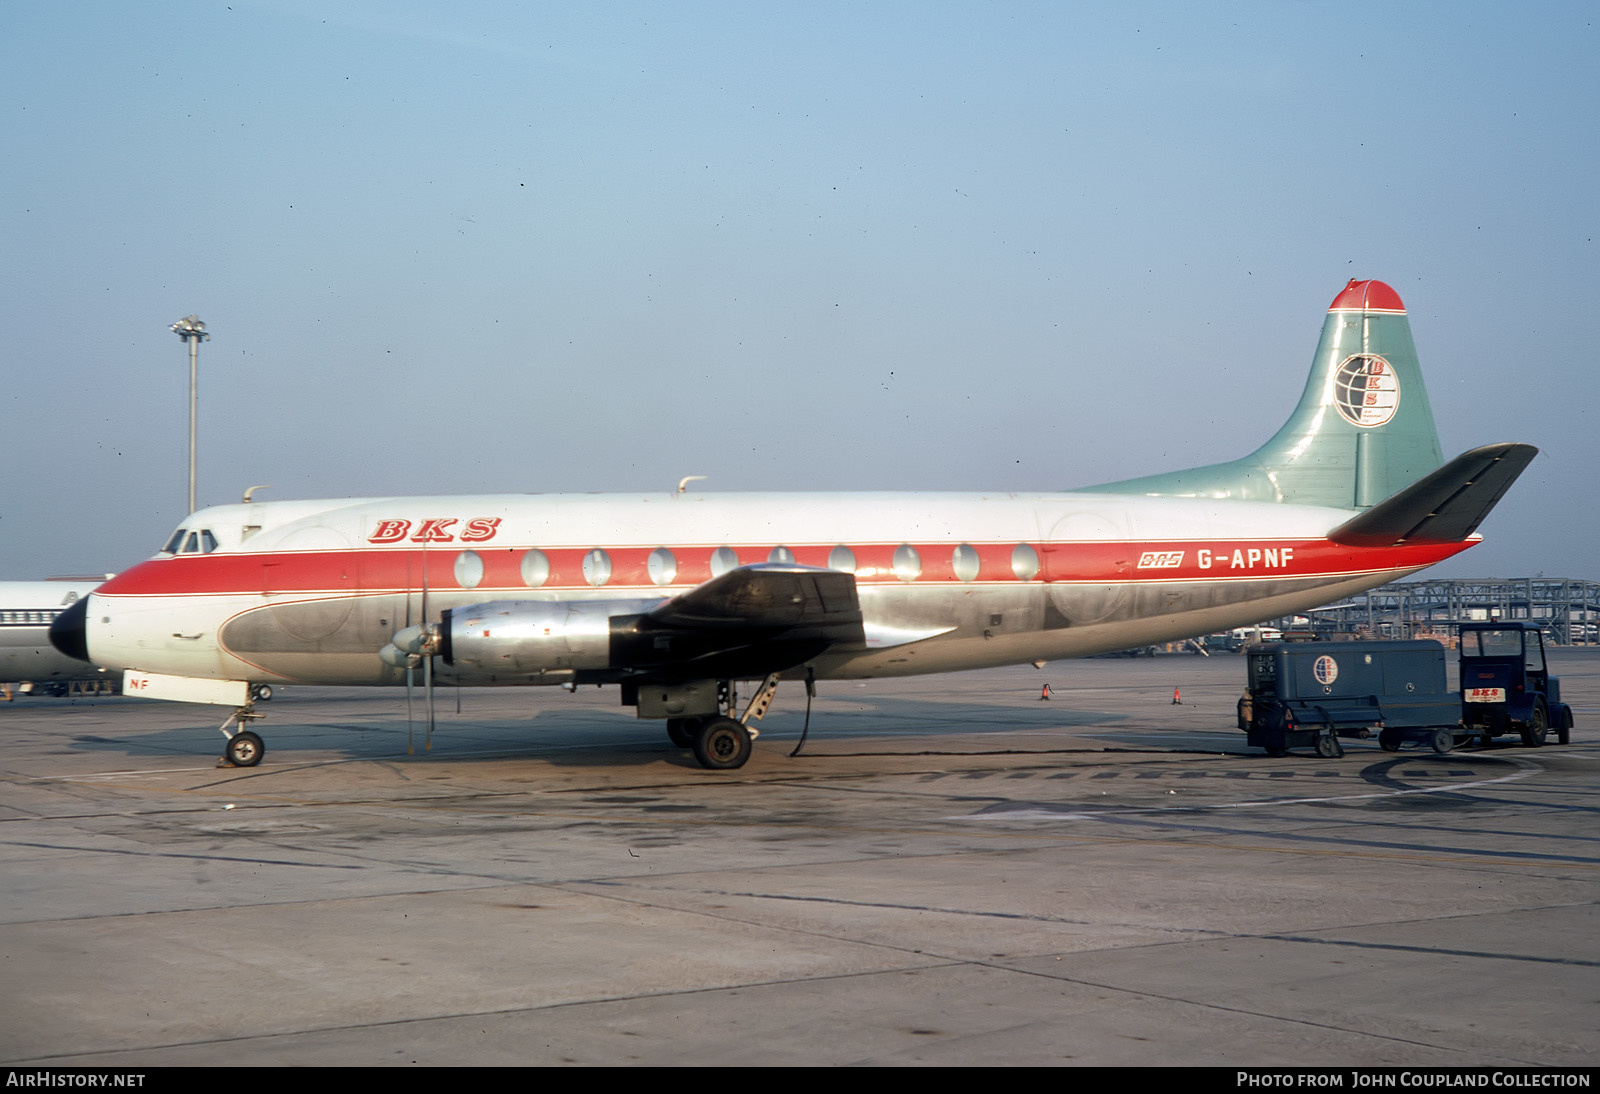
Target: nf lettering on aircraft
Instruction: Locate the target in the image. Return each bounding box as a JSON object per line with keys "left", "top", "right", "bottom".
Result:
{"left": 1195, "top": 547, "right": 1295, "bottom": 570}
{"left": 1136, "top": 550, "right": 1185, "bottom": 569}
{"left": 1313, "top": 655, "right": 1339, "bottom": 686}
{"left": 367, "top": 518, "right": 502, "bottom": 544}
{"left": 1333, "top": 354, "right": 1400, "bottom": 427}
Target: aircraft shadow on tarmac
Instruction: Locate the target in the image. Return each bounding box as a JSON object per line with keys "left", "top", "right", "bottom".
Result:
{"left": 53, "top": 688, "right": 1140, "bottom": 770}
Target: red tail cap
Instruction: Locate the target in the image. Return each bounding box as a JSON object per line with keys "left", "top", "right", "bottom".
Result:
{"left": 1328, "top": 279, "right": 1405, "bottom": 313}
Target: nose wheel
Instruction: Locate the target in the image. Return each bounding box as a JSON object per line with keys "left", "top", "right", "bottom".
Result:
{"left": 225, "top": 730, "right": 265, "bottom": 767}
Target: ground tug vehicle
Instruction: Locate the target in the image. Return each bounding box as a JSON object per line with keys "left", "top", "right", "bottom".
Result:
{"left": 1237, "top": 622, "right": 1573, "bottom": 757}
{"left": 1457, "top": 621, "right": 1572, "bottom": 748}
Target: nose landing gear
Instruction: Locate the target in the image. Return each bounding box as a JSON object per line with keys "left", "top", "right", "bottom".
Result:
{"left": 217, "top": 705, "right": 267, "bottom": 767}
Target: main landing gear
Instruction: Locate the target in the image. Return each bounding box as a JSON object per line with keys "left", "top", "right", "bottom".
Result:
{"left": 663, "top": 673, "right": 781, "bottom": 771}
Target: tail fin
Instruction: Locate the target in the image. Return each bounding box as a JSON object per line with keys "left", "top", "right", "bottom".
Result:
{"left": 1081, "top": 279, "right": 1444, "bottom": 508}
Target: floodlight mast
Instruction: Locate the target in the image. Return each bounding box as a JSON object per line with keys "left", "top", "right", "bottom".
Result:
{"left": 170, "top": 315, "right": 209, "bottom": 514}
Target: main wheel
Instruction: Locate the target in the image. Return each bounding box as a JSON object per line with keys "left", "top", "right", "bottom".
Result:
{"left": 1315, "top": 733, "right": 1343, "bottom": 759}
{"left": 692, "top": 716, "right": 751, "bottom": 770}
{"left": 1519, "top": 703, "right": 1549, "bottom": 748}
{"left": 1557, "top": 709, "right": 1572, "bottom": 746}
{"left": 1378, "top": 728, "right": 1402, "bottom": 752}
{"left": 1430, "top": 728, "right": 1454, "bottom": 755}
{"left": 666, "top": 718, "right": 698, "bottom": 748}
{"left": 225, "top": 730, "right": 264, "bottom": 767}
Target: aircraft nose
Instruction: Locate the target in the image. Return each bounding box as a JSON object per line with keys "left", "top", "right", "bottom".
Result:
{"left": 50, "top": 597, "right": 90, "bottom": 662}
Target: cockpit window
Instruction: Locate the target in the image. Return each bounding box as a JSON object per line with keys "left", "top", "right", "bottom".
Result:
{"left": 165, "top": 528, "right": 219, "bottom": 555}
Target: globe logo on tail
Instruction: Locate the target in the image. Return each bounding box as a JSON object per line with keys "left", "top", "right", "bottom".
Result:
{"left": 1333, "top": 354, "right": 1400, "bottom": 427}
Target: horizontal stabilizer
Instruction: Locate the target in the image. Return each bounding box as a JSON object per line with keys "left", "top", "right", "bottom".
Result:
{"left": 1328, "top": 443, "right": 1538, "bottom": 547}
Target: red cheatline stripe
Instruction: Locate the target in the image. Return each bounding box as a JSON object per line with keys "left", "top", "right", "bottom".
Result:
{"left": 95, "top": 538, "right": 1473, "bottom": 598}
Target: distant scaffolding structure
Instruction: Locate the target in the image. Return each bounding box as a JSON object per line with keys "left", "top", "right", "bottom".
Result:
{"left": 1304, "top": 578, "right": 1600, "bottom": 645}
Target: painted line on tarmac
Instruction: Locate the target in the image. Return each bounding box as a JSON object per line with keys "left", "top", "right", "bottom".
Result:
{"left": 961, "top": 757, "right": 1540, "bottom": 820}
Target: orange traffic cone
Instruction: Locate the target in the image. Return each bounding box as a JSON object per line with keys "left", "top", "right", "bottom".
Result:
{"left": 1172, "top": 687, "right": 1181, "bottom": 705}
{"left": 1040, "top": 683, "right": 1052, "bottom": 700}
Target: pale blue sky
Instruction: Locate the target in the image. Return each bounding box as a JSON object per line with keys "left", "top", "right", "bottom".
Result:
{"left": 3, "top": 1, "right": 1595, "bottom": 579}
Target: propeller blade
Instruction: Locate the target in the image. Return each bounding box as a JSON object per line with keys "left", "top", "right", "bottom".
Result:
{"left": 424, "top": 646, "right": 435, "bottom": 751}
{"left": 422, "top": 543, "right": 432, "bottom": 750}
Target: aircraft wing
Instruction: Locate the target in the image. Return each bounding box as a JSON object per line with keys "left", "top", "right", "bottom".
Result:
{"left": 1328, "top": 442, "right": 1538, "bottom": 547}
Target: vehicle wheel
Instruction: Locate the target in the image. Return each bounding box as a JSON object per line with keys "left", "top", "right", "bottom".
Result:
{"left": 1557, "top": 709, "right": 1572, "bottom": 746}
{"left": 1430, "top": 728, "right": 1454, "bottom": 755}
{"left": 692, "top": 716, "right": 751, "bottom": 770}
{"left": 1378, "top": 728, "right": 1402, "bottom": 752}
{"left": 251, "top": 684, "right": 273, "bottom": 702}
{"left": 1263, "top": 746, "right": 1288, "bottom": 758}
{"left": 1519, "top": 703, "right": 1549, "bottom": 748}
{"left": 225, "top": 731, "right": 265, "bottom": 767}
{"left": 666, "top": 717, "right": 697, "bottom": 748}
{"left": 1315, "top": 734, "right": 1343, "bottom": 759}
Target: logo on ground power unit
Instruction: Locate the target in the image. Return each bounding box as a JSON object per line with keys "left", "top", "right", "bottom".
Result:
{"left": 1333, "top": 354, "right": 1400, "bottom": 427}
{"left": 1313, "top": 655, "right": 1339, "bottom": 686}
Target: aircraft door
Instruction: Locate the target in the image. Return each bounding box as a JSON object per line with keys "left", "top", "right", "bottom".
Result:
{"left": 264, "top": 525, "right": 355, "bottom": 643}
{"left": 1041, "top": 510, "right": 1132, "bottom": 626}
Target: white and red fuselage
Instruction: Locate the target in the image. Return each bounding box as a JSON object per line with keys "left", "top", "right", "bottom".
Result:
{"left": 78, "top": 489, "right": 1472, "bottom": 688}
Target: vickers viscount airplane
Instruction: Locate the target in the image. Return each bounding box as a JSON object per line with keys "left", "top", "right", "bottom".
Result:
{"left": 52, "top": 279, "right": 1536, "bottom": 769}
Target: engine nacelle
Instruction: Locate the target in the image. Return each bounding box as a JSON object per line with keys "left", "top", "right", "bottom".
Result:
{"left": 442, "top": 598, "right": 661, "bottom": 676}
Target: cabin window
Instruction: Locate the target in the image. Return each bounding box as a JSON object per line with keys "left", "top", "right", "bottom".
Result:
{"left": 583, "top": 548, "right": 612, "bottom": 587}
{"left": 951, "top": 544, "right": 980, "bottom": 583}
{"left": 520, "top": 549, "right": 550, "bottom": 587}
{"left": 710, "top": 546, "right": 740, "bottom": 578}
{"left": 892, "top": 544, "right": 922, "bottom": 583}
{"left": 828, "top": 545, "right": 857, "bottom": 574}
{"left": 454, "top": 550, "right": 484, "bottom": 590}
{"left": 648, "top": 548, "right": 678, "bottom": 586}
{"left": 1011, "top": 543, "right": 1040, "bottom": 581}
